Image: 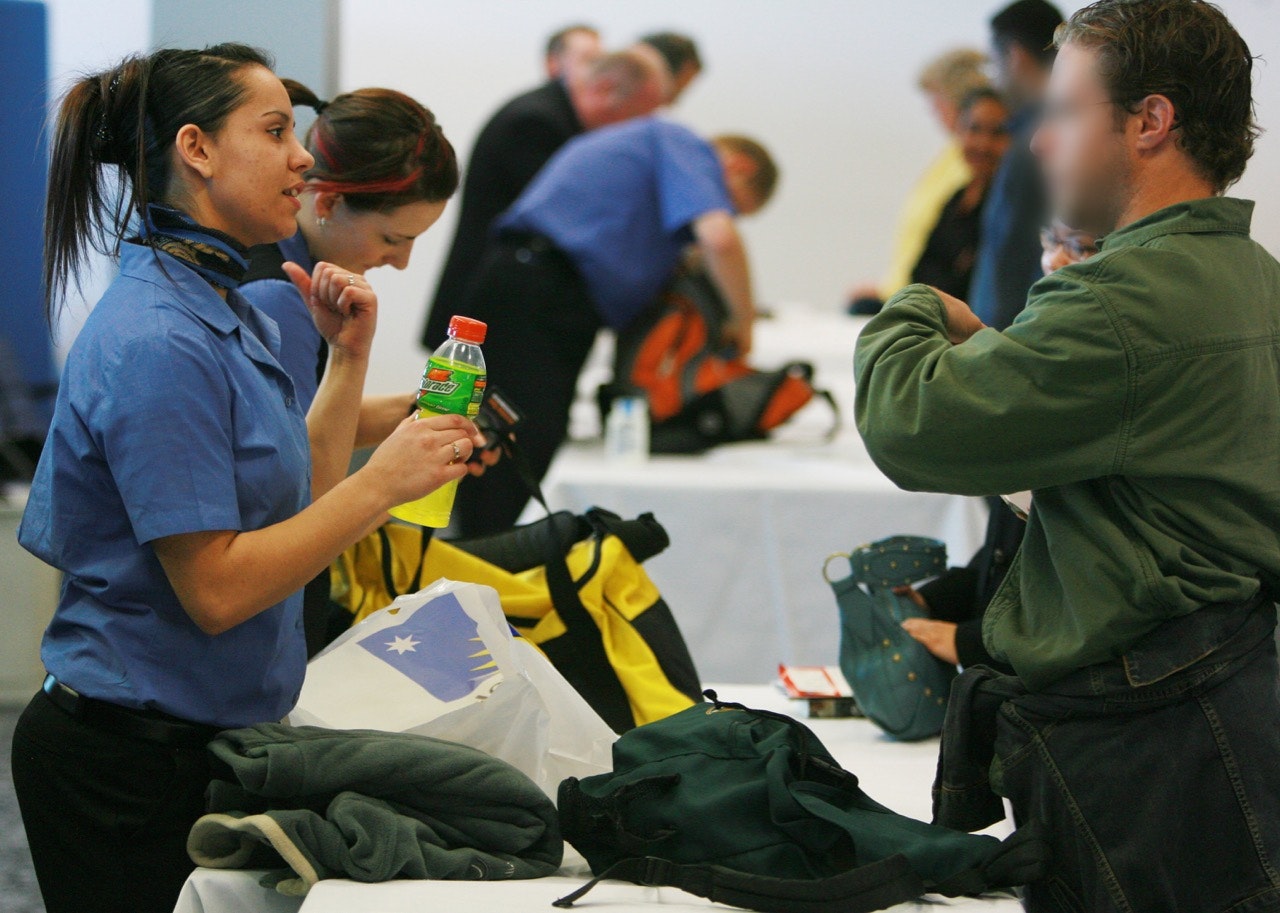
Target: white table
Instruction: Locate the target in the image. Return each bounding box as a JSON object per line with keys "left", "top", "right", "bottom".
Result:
{"left": 175, "top": 684, "right": 1019, "bottom": 913}
{"left": 539, "top": 306, "right": 987, "bottom": 683}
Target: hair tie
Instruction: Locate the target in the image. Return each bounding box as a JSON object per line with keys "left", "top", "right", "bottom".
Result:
{"left": 314, "top": 99, "right": 330, "bottom": 114}
{"left": 94, "top": 72, "right": 123, "bottom": 160}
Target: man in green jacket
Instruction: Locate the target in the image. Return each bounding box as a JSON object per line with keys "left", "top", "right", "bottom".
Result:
{"left": 855, "top": 1, "right": 1279, "bottom": 909}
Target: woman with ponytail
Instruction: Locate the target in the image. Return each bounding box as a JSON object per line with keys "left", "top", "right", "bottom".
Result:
{"left": 14, "top": 45, "right": 484, "bottom": 913}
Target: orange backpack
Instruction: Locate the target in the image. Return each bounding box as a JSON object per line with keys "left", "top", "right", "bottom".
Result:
{"left": 606, "top": 269, "right": 836, "bottom": 454}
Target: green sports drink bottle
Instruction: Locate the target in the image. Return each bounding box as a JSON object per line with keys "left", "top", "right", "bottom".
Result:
{"left": 388, "top": 316, "right": 487, "bottom": 527}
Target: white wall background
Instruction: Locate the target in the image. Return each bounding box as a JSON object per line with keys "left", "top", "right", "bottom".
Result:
{"left": 38, "top": 0, "right": 1280, "bottom": 386}
{"left": 45, "top": 0, "right": 153, "bottom": 363}
{"left": 338, "top": 0, "right": 1280, "bottom": 395}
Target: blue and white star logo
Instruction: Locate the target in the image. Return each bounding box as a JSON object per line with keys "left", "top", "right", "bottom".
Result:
{"left": 357, "top": 592, "right": 497, "bottom": 702}
{"left": 385, "top": 634, "right": 420, "bottom": 655}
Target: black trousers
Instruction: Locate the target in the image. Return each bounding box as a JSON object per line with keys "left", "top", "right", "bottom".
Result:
{"left": 11, "top": 691, "right": 213, "bottom": 913}
{"left": 451, "top": 236, "right": 601, "bottom": 538}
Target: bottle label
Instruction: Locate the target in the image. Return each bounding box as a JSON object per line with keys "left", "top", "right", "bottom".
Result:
{"left": 417, "top": 357, "right": 485, "bottom": 417}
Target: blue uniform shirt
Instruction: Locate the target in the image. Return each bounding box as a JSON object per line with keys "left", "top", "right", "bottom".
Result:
{"left": 19, "top": 243, "right": 312, "bottom": 728}
{"left": 241, "top": 231, "right": 324, "bottom": 411}
{"left": 497, "top": 118, "right": 735, "bottom": 330}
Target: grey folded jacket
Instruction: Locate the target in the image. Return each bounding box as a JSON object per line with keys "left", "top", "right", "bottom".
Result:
{"left": 188, "top": 723, "right": 562, "bottom": 894}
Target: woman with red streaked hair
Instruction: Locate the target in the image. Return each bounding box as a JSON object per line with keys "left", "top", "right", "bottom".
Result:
{"left": 243, "top": 82, "right": 468, "bottom": 452}
{"left": 241, "top": 82, "right": 496, "bottom": 654}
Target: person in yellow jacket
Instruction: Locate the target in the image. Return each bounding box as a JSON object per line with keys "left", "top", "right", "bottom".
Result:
{"left": 850, "top": 49, "right": 990, "bottom": 311}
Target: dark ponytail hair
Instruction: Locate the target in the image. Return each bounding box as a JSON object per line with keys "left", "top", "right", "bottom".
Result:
{"left": 284, "top": 81, "right": 458, "bottom": 213}
{"left": 43, "top": 43, "right": 274, "bottom": 323}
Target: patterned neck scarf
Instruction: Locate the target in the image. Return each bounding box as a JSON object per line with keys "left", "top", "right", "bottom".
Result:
{"left": 138, "top": 204, "right": 250, "bottom": 290}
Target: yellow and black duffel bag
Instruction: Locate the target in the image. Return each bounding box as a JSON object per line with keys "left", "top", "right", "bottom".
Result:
{"left": 329, "top": 509, "right": 703, "bottom": 734}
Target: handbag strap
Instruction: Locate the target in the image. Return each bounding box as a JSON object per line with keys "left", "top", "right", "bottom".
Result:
{"left": 847, "top": 537, "right": 948, "bottom": 590}
{"left": 552, "top": 854, "right": 925, "bottom": 913}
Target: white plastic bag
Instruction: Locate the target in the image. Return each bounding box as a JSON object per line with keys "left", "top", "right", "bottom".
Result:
{"left": 288, "top": 579, "right": 616, "bottom": 799}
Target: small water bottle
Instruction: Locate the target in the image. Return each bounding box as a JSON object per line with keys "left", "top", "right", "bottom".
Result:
{"left": 605, "top": 395, "right": 650, "bottom": 464}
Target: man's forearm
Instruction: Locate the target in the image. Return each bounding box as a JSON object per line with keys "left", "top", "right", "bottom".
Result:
{"left": 853, "top": 282, "right": 1128, "bottom": 496}
{"left": 700, "top": 235, "right": 755, "bottom": 325}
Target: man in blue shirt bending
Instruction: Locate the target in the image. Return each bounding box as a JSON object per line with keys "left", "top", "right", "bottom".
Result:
{"left": 451, "top": 118, "right": 778, "bottom": 536}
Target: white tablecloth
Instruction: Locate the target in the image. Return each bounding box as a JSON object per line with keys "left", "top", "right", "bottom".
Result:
{"left": 540, "top": 305, "right": 987, "bottom": 683}
{"left": 174, "top": 684, "right": 1019, "bottom": 913}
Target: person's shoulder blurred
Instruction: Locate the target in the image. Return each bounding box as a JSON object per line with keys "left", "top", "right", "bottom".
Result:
{"left": 479, "top": 80, "right": 576, "bottom": 139}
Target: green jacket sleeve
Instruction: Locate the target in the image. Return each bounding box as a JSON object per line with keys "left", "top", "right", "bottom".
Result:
{"left": 853, "top": 273, "right": 1130, "bottom": 496}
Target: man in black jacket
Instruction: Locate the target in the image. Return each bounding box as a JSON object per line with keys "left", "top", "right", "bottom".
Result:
{"left": 422, "top": 51, "right": 667, "bottom": 349}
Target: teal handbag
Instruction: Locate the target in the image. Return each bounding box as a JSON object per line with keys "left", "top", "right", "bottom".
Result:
{"left": 825, "top": 536, "right": 955, "bottom": 741}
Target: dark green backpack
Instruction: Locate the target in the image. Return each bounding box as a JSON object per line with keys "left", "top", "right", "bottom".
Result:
{"left": 826, "top": 536, "right": 957, "bottom": 741}
{"left": 555, "top": 692, "right": 1046, "bottom": 913}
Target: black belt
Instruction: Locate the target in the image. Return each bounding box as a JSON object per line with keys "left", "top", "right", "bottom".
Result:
{"left": 41, "top": 674, "right": 221, "bottom": 749}
{"left": 498, "top": 231, "right": 577, "bottom": 271}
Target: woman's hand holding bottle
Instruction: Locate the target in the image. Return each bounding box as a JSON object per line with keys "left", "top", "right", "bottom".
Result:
{"left": 358, "top": 413, "right": 487, "bottom": 510}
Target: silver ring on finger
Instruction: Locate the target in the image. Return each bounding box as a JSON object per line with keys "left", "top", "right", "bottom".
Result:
{"left": 450, "top": 442, "right": 461, "bottom": 465}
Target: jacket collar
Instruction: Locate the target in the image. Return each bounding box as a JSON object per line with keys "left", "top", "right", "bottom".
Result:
{"left": 120, "top": 242, "right": 240, "bottom": 335}
{"left": 118, "top": 243, "right": 287, "bottom": 373}
{"left": 1101, "top": 197, "right": 1254, "bottom": 252}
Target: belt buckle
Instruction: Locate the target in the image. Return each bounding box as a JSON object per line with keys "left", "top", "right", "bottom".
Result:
{"left": 43, "top": 673, "right": 78, "bottom": 700}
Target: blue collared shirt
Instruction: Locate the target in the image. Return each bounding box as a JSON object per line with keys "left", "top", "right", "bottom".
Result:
{"left": 19, "top": 243, "right": 312, "bottom": 728}
{"left": 497, "top": 118, "right": 735, "bottom": 330}
{"left": 241, "top": 231, "right": 324, "bottom": 411}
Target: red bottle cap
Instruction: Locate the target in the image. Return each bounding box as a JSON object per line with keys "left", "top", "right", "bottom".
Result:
{"left": 448, "top": 315, "right": 487, "bottom": 345}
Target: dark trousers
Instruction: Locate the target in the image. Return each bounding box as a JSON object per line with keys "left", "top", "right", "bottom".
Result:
{"left": 10, "top": 691, "right": 213, "bottom": 913}
{"left": 938, "top": 597, "right": 1280, "bottom": 912}
{"left": 451, "top": 236, "right": 601, "bottom": 538}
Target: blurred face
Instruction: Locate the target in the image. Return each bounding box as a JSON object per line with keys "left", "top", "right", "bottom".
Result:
{"left": 1030, "top": 42, "right": 1132, "bottom": 235}
{"left": 549, "top": 30, "right": 602, "bottom": 83}
{"left": 580, "top": 71, "right": 667, "bottom": 128}
{"left": 1040, "top": 222, "right": 1099, "bottom": 275}
{"left": 187, "top": 65, "right": 315, "bottom": 246}
{"left": 928, "top": 91, "right": 961, "bottom": 135}
{"left": 719, "top": 151, "right": 765, "bottom": 216}
{"left": 669, "top": 62, "right": 702, "bottom": 102}
{"left": 304, "top": 194, "right": 447, "bottom": 274}
{"left": 992, "top": 41, "right": 1016, "bottom": 96}
{"left": 957, "top": 97, "right": 1010, "bottom": 183}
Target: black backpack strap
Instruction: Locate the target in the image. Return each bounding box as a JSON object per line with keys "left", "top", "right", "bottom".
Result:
{"left": 813, "top": 387, "right": 841, "bottom": 442}
{"left": 538, "top": 511, "right": 636, "bottom": 733}
{"left": 552, "top": 855, "right": 926, "bottom": 913}
{"left": 582, "top": 508, "right": 670, "bottom": 564}
{"left": 501, "top": 431, "right": 552, "bottom": 515}
{"left": 929, "top": 820, "right": 1049, "bottom": 897}
{"left": 377, "top": 525, "right": 432, "bottom": 601}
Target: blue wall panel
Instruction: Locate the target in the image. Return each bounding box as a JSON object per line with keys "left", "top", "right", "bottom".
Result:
{"left": 0, "top": 0, "right": 54, "bottom": 425}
